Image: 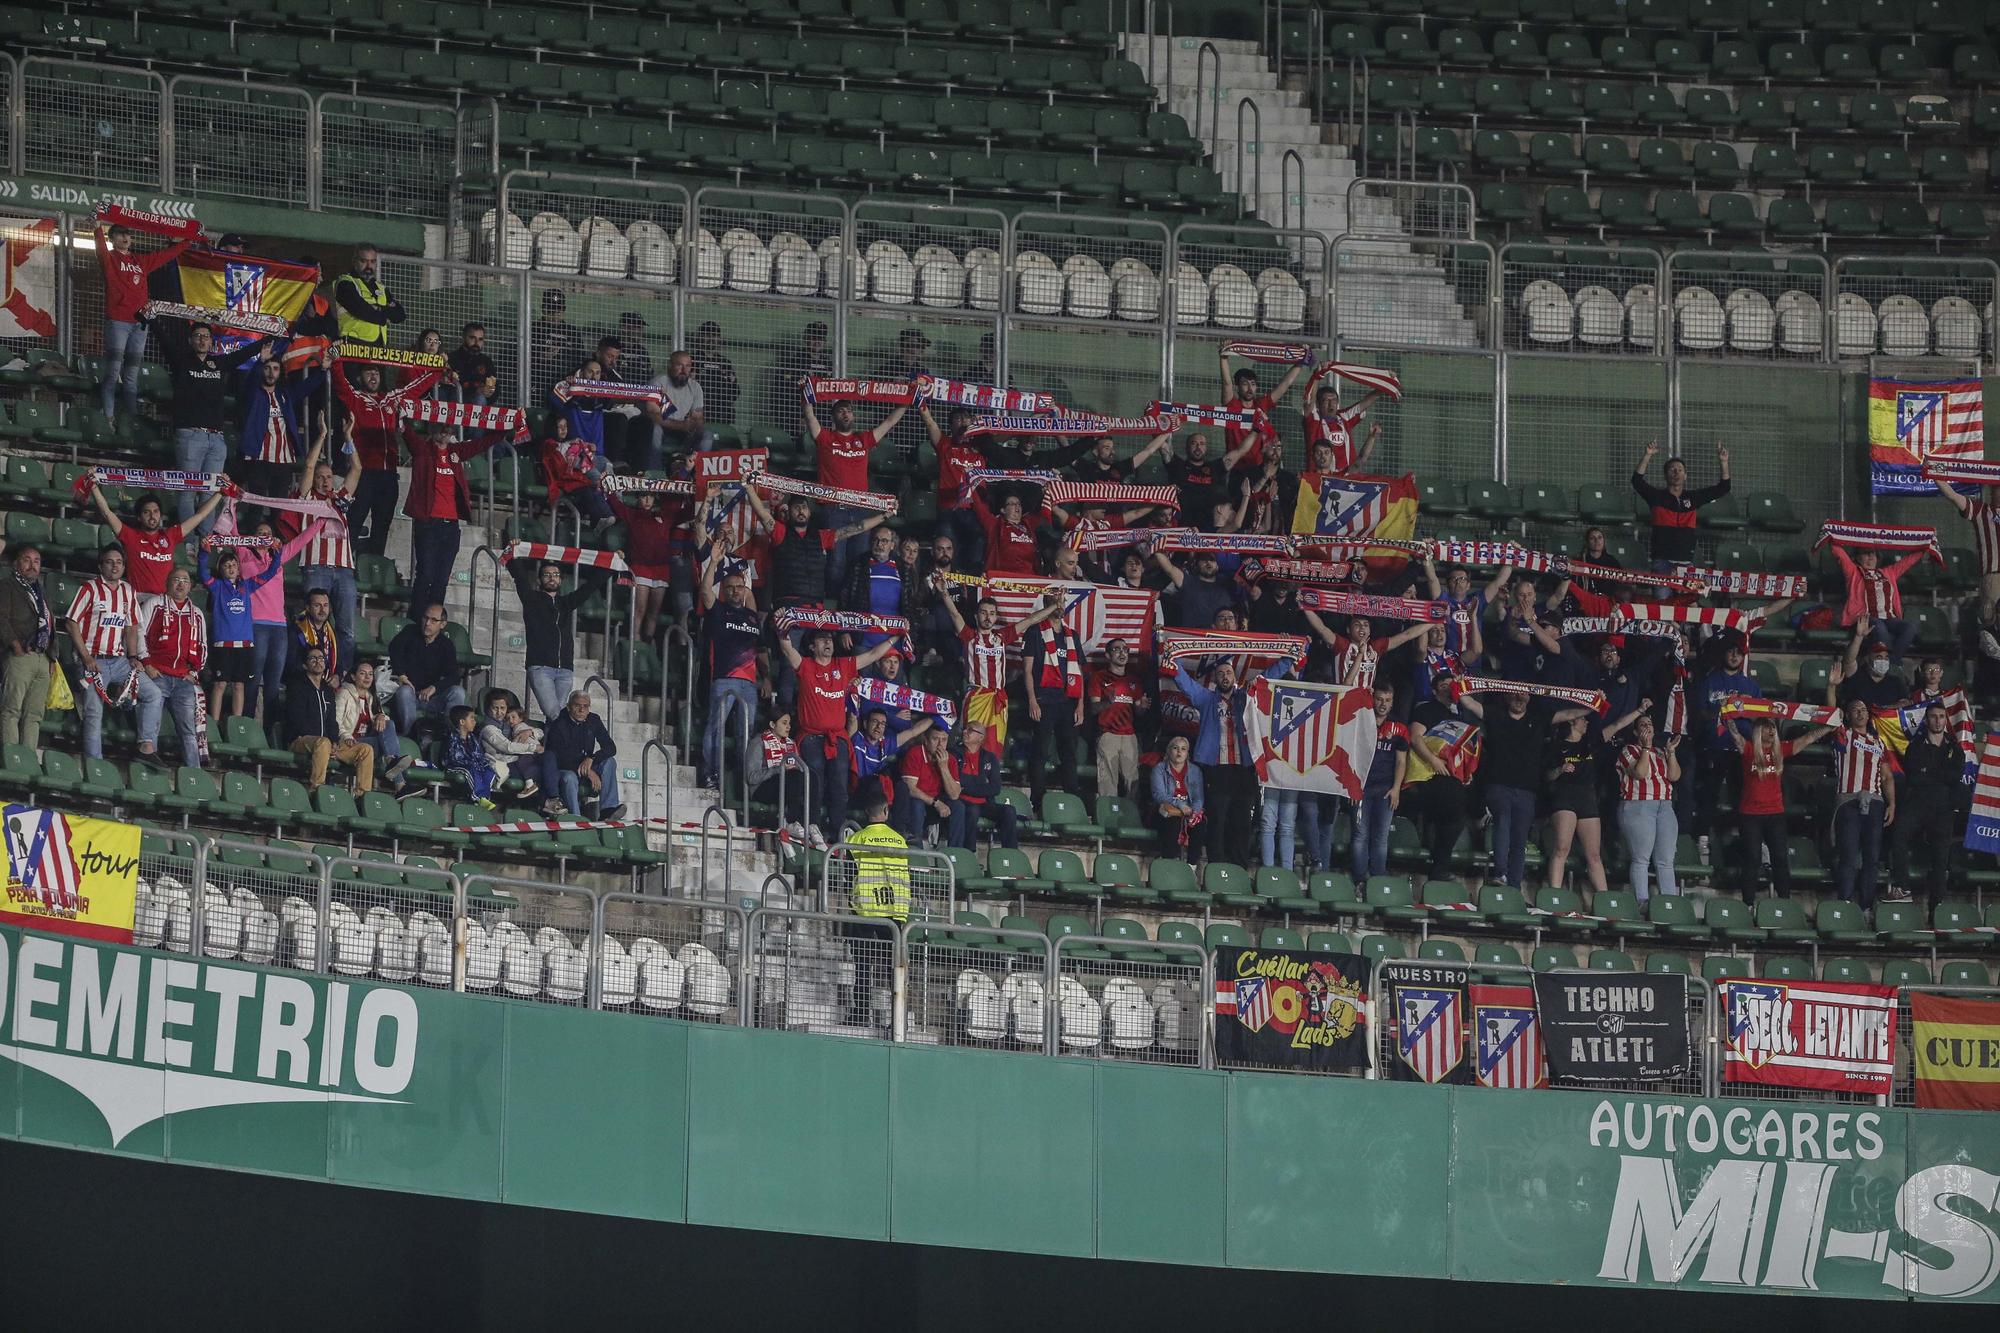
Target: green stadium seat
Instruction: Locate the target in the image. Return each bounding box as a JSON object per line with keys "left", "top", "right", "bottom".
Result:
{"left": 1760, "top": 955, "right": 1812, "bottom": 981}
{"left": 1879, "top": 957, "right": 1931, "bottom": 987}
{"left": 1308, "top": 930, "right": 1355, "bottom": 956}
{"left": 1874, "top": 900, "right": 1931, "bottom": 946}
{"left": 1645, "top": 894, "right": 1708, "bottom": 940}
{"left": 1703, "top": 896, "right": 1764, "bottom": 943}
{"left": 1646, "top": 951, "right": 1691, "bottom": 975}
{"left": 1820, "top": 957, "right": 1873, "bottom": 984}
{"left": 1532, "top": 945, "right": 1577, "bottom": 971}
{"left": 1364, "top": 874, "right": 1423, "bottom": 923}
{"left": 1816, "top": 898, "right": 1877, "bottom": 943}
{"left": 1475, "top": 76, "right": 1530, "bottom": 118}
{"left": 986, "top": 846, "right": 1054, "bottom": 895}
{"left": 1206, "top": 861, "right": 1260, "bottom": 911}
{"left": 1476, "top": 941, "right": 1524, "bottom": 969}
{"left": 1308, "top": 872, "right": 1360, "bottom": 914}
{"left": 1536, "top": 885, "right": 1597, "bottom": 935}
{"left": 1939, "top": 960, "right": 1992, "bottom": 987}
{"left": 1149, "top": 857, "right": 1206, "bottom": 907}
{"left": 1702, "top": 954, "right": 1753, "bottom": 981}
{"left": 1359, "top": 934, "right": 1406, "bottom": 966}
{"left": 1589, "top": 948, "right": 1636, "bottom": 972}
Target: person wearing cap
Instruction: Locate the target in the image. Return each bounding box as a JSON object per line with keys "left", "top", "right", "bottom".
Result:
{"left": 1836, "top": 621, "right": 1910, "bottom": 708}
{"left": 95, "top": 219, "right": 196, "bottom": 427}
{"left": 216, "top": 233, "right": 250, "bottom": 253}
{"left": 690, "top": 320, "right": 739, "bottom": 425}
{"left": 615, "top": 311, "right": 655, "bottom": 382}
{"left": 775, "top": 320, "right": 835, "bottom": 442}
{"left": 529, "top": 288, "right": 585, "bottom": 402}
{"left": 332, "top": 243, "right": 405, "bottom": 347}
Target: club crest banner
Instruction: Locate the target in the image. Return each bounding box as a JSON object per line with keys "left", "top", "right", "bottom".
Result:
{"left": 1213, "top": 946, "right": 1370, "bottom": 1072}
{"left": 1720, "top": 978, "right": 1897, "bottom": 1095}
{"left": 1384, "top": 960, "right": 1470, "bottom": 1084}
{"left": 0, "top": 805, "right": 141, "bottom": 943}
{"left": 1471, "top": 983, "right": 1547, "bottom": 1089}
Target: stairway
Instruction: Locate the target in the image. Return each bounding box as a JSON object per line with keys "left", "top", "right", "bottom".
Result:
{"left": 1125, "top": 34, "right": 1480, "bottom": 348}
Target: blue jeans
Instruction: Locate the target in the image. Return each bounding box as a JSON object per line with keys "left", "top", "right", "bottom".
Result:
{"left": 1259, "top": 789, "right": 1299, "bottom": 869}
{"left": 100, "top": 319, "right": 148, "bottom": 420}
{"left": 799, "top": 732, "right": 851, "bottom": 834}
{"left": 299, "top": 564, "right": 358, "bottom": 671}
{"left": 701, "top": 676, "right": 758, "bottom": 788}
{"left": 136, "top": 671, "right": 202, "bottom": 768}
{"left": 78, "top": 656, "right": 135, "bottom": 759}
{"left": 392, "top": 681, "right": 467, "bottom": 734}
{"left": 408, "top": 519, "right": 461, "bottom": 621}
{"left": 1619, "top": 798, "right": 1679, "bottom": 903}
{"left": 1834, "top": 797, "right": 1884, "bottom": 911}
{"left": 1351, "top": 792, "right": 1394, "bottom": 880}
{"left": 528, "top": 666, "right": 573, "bottom": 722}
{"left": 558, "top": 760, "right": 622, "bottom": 815}
{"left": 351, "top": 468, "right": 400, "bottom": 557}
{"left": 950, "top": 798, "right": 1018, "bottom": 850}
{"left": 1865, "top": 617, "right": 1919, "bottom": 662}
{"left": 1487, "top": 784, "right": 1537, "bottom": 888}
{"left": 358, "top": 717, "right": 405, "bottom": 785}
{"left": 251, "top": 622, "right": 289, "bottom": 719}
{"left": 174, "top": 428, "right": 228, "bottom": 534}
{"left": 1300, "top": 795, "right": 1339, "bottom": 871}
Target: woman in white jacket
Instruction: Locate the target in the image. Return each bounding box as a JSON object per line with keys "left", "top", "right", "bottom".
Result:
{"left": 478, "top": 692, "right": 563, "bottom": 815}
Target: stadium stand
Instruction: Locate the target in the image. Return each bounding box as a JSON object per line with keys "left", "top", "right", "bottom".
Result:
{"left": 0, "top": 0, "right": 1996, "bottom": 1112}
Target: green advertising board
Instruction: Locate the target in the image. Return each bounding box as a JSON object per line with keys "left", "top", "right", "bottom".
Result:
{"left": 2, "top": 925, "right": 1995, "bottom": 1303}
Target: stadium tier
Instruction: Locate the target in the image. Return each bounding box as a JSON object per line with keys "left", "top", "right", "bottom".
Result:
{"left": 2, "top": 0, "right": 2000, "bottom": 1310}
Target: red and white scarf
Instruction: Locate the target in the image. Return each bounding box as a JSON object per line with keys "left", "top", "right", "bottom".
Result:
{"left": 1164, "top": 763, "right": 1205, "bottom": 846}
{"left": 1294, "top": 589, "right": 1446, "bottom": 622}
{"left": 1032, "top": 619, "right": 1083, "bottom": 697}
{"left": 1720, "top": 695, "right": 1840, "bottom": 726}
{"left": 98, "top": 201, "right": 204, "bottom": 241}
{"left": 553, "top": 377, "right": 666, "bottom": 406}
{"left": 773, "top": 606, "right": 911, "bottom": 638}
{"left": 202, "top": 533, "right": 279, "bottom": 552}
{"left": 82, "top": 467, "right": 230, "bottom": 498}
{"left": 1451, "top": 676, "right": 1609, "bottom": 715}
{"left": 1221, "top": 340, "right": 1315, "bottom": 365}
{"left": 761, "top": 730, "right": 800, "bottom": 771}
{"left": 1149, "top": 400, "right": 1256, "bottom": 427}
{"left": 601, "top": 475, "right": 697, "bottom": 496}
{"left": 1558, "top": 615, "right": 1679, "bottom": 640}
{"left": 1923, "top": 459, "right": 2000, "bottom": 487}
{"left": 1428, "top": 538, "right": 1710, "bottom": 594}
{"left": 966, "top": 413, "right": 1174, "bottom": 438}
{"left": 401, "top": 397, "right": 526, "bottom": 437}
{"left": 802, "top": 376, "right": 916, "bottom": 405}
{"left": 1613, "top": 601, "right": 1764, "bottom": 636}
{"left": 1146, "top": 529, "right": 1298, "bottom": 556}
{"left": 916, "top": 375, "right": 1054, "bottom": 414}
{"left": 851, "top": 676, "right": 957, "bottom": 724}
{"left": 1304, "top": 359, "right": 1403, "bottom": 403}
{"left": 1256, "top": 559, "right": 1364, "bottom": 589}
{"left": 504, "top": 541, "right": 630, "bottom": 572}
{"left": 754, "top": 472, "right": 898, "bottom": 513}
{"left": 1815, "top": 520, "right": 1943, "bottom": 565}
{"left": 1667, "top": 564, "right": 1809, "bottom": 599}
{"left": 1160, "top": 631, "right": 1308, "bottom": 664}
{"left": 1042, "top": 479, "right": 1179, "bottom": 511}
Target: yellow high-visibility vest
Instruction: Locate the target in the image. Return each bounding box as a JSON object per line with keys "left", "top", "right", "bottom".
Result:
{"left": 334, "top": 273, "right": 390, "bottom": 344}
{"left": 847, "top": 822, "right": 911, "bottom": 922}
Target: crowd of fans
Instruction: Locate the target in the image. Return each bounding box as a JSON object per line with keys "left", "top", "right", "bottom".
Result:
{"left": 1, "top": 234, "right": 1996, "bottom": 923}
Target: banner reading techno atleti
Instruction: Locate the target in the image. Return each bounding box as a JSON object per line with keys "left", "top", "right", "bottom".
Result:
{"left": 1911, "top": 991, "right": 2000, "bottom": 1110}
{"left": 1720, "top": 978, "right": 1898, "bottom": 1095}
{"left": 0, "top": 805, "right": 141, "bottom": 943}
{"left": 1384, "top": 960, "right": 1470, "bottom": 1084}
{"left": 1869, "top": 377, "right": 1984, "bottom": 495}
{"left": 1533, "top": 973, "right": 1691, "bottom": 1085}
{"left": 1213, "top": 946, "right": 1371, "bottom": 1072}
{"left": 1471, "top": 983, "right": 1547, "bottom": 1089}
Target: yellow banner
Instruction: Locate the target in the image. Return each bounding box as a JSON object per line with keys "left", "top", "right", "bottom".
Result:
{"left": 0, "top": 805, "right": 140, "bottom": 943}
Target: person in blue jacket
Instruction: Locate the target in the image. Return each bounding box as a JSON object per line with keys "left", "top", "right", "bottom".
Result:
{"left": 235, "top": 354, "right": 325, "bottom": 500}
{"left": 1149, "top": 735, "right": 1207, "bottom": 858}
{"left": 198, "top": 540, "right": 296, "bottom": 721}
{"left": 1171, "top": 653, "right": 1292, "bottom": 865}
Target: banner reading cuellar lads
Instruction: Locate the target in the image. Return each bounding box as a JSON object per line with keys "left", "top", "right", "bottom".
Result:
{"left": 1534, "top": 972, "right": 1691, "bottom": 1085}
{"left": 1213, "top": 946, "right": 1370, "bottom": 1072}
{"left": 1384, "top": 959, "right": 1471, "bottom": 1084}
{"left": 0, "top": 804, "right": 141, "bottom": 943}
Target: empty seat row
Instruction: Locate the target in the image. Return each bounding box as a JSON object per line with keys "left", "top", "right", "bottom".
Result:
{"left": 1452, "top": 130, "right": 1980, "bottom": 192}
{"left": 1515, "top": 280, "right": 1992, "bottom": 356}
{"left": 1486, "top": 182, "right": 1994, "bottom": 243}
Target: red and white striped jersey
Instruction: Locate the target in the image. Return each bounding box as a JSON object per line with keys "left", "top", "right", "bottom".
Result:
{"left": 251, "top": 398, "right": 295, "bottom": 466}
{"left": 1834, "top": 727, "right": 1890, "bottom": 798}
{"left": 959, "top": 624, "right": 1015, "bottom": 692}
{"left": 1618, "top": 745, "right": 1673, "bottom": 802}
{"left": 1334, "top": 634, "right": 1386, "bottom": 689}
{"left": 1964, "top": 499, "right": 2000, "bottom": 576}
{"left": 1857, "top": 567, "right": 1895, "bottom": 620}
{"left": 299, "top": 488, "right": 354, "bottom": 569}
{"left": 65, "top": 578, "right": 138, "bottom": 659}
{"left": 1307, "top": 404, "right": 1367, "bottom": 471}
{"left": 1663, "top": 674, "right": 1688, "bottom": 736}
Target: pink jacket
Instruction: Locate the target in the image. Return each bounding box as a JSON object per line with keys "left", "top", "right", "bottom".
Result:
{"left": 1831, "top": 545, "right": 1922, "bottom": 626}
{"left": 234, "top": 522, "right": 325, "bottom": 626}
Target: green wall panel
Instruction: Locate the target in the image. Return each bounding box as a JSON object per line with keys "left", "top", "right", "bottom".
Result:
{"left": 890, "top": 1046, "right": 1096, "bottom": 1257}
{"left": 500, "top": 1005, "right": 686, "bottom": 1223}
{"left": 1226, "top": 1074, "right": 1451, "bottom": 1277}
{"left": 1095, "top": 1063, "right": 1228, "bottom": 1267}
{"left": 686, "top": 1026, "right": 891, "bottom": 1241}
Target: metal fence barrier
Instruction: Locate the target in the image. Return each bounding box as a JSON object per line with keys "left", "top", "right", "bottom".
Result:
{"left": 820, "top": 841, "right": 955, "bottom": 923}
{"left": 198, "top": 837, "right": 323, "bottom": 971}
{"left": 460, "top": 872, "right": 600, "bottom": 1006}
{"left": 747, "top": 906, "right": 901, "bottom": 1039}
{"left": 902, "top": 920, "right": 1055, "bottom": 1053}
{"left": 595, "top": 890, "right": 748, "bottom": 1019}
{"left": 1052, "top": 934, "right": 1209, "bottom": 1066}
{"left": 324, "top": 854, "right": 464, "bottom": 991}
{"left": 134, "top": 828, "right": 205, "bottom": 958}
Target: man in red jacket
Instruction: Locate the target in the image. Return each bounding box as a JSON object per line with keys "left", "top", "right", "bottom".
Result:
{"left": 136, "top": 567, "right": 209, "bottom": 769}
{"left": 402, "top": 421, "right": 515, "bottom": 618}
{"left": 95, "top": 222, "right": 194, "bottom": 426}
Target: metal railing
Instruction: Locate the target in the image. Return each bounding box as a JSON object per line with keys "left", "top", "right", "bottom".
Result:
{"left": 819, "top": 841, "right": 956, "bottom": 922}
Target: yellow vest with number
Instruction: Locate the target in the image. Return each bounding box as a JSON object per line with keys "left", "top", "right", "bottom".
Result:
{"left": 334, "top": 273, "right": 389, "bottom": 344}
{"left": 848, "top": 822, "right": 911, "bottom": 922}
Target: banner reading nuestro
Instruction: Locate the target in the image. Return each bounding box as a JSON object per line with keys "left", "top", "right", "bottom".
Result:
{"left": 0, "top": 216, "right": 59, "bottom": 339}
{"left": 1911, "top": 991, "right": 2000, "bottom": 1110}
{"left": 1471, "top": 983, "right": 1547, "bottom": 1089}
{"left": 1243, "top": 676, "right": 1377, "bottom": 800}
{"left": 1384, "top": 960, "right": 1471, "bottom": 1084}
{"left": 1533, "top": 973, "right": 1691, "bottom": 1085}
{"left": 174, "top": 248, "right": 320, "bottom": 336}
{"left": 1869, "top": 377, "right": 1984, "bottom": 496}
{"left": 0, "top": 804, "right": 141, "bottom": 943}
{"left": 1720, "top": 978, "right": 1898, "bottom": 1095}
{"left": 1213, "top": 946, "right": 1371, "bottom": 1072}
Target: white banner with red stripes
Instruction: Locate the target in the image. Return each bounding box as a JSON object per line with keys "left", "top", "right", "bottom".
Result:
{"left": 503, "top": 542, "right": 630, "bottom": 572}
{"left": 915, "top": 375, "right": 1054, "bottom": 414}
{"left": 1304, "top": 360, "right": 1403, "bottom": 403}
{"left": 1293, "top": 589, "right": 1446, "bottom": 622}
{"left": 1613, "top": 602, "right": 1764, "bottom": 636}
{"left": 1042, "top": 479, "right": 1179, "bottom": 511}
{"left": 965, "top": 413, "right": 1175, "bottom": 438}
{"left": 400, "top": 397, "right": 526, "bottom": 436}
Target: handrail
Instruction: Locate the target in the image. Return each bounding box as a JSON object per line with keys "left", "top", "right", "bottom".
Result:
{"left": 1235, "top": 96, "right": 1261, "bottom": 217}
{"left": 1280, "top": 148, "right": 1304, "bottom": 234}
{"left": 662, "top": 623, "right": 695, "bottom": 749}
{"left": 640, "top": 738, "right": 677, "bottom": 894}
{"left": 581, "top": 672, "right": 616, "bottom": 725}
{"left": 1192, "top": 41, "right": 1222, "bottom": 161}
{"left": 465, "top": 544, "right": 502, "bottom": 678}
{"left": 697, "top": 802, "right": 730, "bottom": 900}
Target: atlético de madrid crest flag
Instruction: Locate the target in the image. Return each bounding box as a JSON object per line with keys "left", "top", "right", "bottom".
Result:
{"left": 1384, "top": 960, "right": 1470, "bottom": 1084}
{"left": 1869, "top": 377, "right": 1983, "bottom": 495}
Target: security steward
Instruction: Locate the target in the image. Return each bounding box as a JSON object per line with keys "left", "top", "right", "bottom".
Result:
{"left": 843, "top": 798, "right": 909, "bottom": 1026}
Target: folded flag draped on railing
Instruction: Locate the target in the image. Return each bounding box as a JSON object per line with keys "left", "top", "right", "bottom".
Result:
{"left": 964, "top": 413, "right": 1175, "bottom": 438}
{"left": 772, "top": 607, "right": 911, "bottom": 638}
{"left": 401, "top": 398, "right": 526, "bottom": 436}
{"left": 503, "top": 541, "right": 630, "bottom": 572}
{"left": 1160, "top": 630, "right": 1309, "bottom": 665}
{"left": 1293, "top": 588, "right": 1447, "bottom": 622}
{"left": 1558, "top": 615, "right": 1678, "bottom": 640}
{"left": 77, "top": 467, "right": 230, "bottom": 499}
{"left": 1303, "top": 360, "right": 1403, "bottom": 404}
{"left": 753, "top": 472, "right": 898, "bottom": 513}
{"left": 1666, "top": 563, "right": 1809, "bottom": 599}
{"left": 553, "top": 377, "right": 666, "bottom": 407}
{"left": 1148, "top": 400, "right": 1256, "bottom": 427}
{"left": 801, "top": 376, "right": 916, "bottom": 406}
{"left": 1869, "top": 376, "right": 1985, "bottom": 496}
{"left": 1966, "top": 734, "right": 2000, "bottom": 855}
{"left": 1613, "top": 601, "right": 1764, "bottom": 636}
{"left": 1221, "top": 340, "right": 1315, "bottom": 365}
{"left": 1042, "top": 479, "right": 1179, "bottom": 511}
{"left": 914, "top": 375, "right": 1054, "bottom": 414}
{"left": 600, "top": 475, "right": 696, "bottom": 496}
{"left": 152, "top": 247, "right": 318, "bottom": 337}
{"left": 1719, "top": 695, "right": 1841, "bottom": 726}
{"left": 96, "top": 201, "right": 204, "bottom": 242}
{"left": 941, "top": 572, "right": 1160, "bottom": 653}
{"left": 851, "top": 677, "right": 957, "bottom": 725}
{"left": 1449, "top": 676, "right": 1610, "bottom": 714}
{"left": 1244, "top": 676, "right": 1377, "bottom": 800}
{"left": 1814, "top": 519, "right": 1944, "bottom": 565}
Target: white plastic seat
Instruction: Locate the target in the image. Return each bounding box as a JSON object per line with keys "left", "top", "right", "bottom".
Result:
{"left": 677, "top": 942, "right": 722, "bottom": 970}
{"left": 1173, "top": 263, "right": 1209, "bottom": 324}
{"left": 1879, "top": 293, "right": 1930, "bottom": 357}
{"left": 1152, "top": 981, "right": 1196, "bottom": 1051}
{"left": 1673, "top": 285, "right": 1725, "bottom": 351}
{"left": 1933, "top": 296, "right": 1980, "bottom": 359}
{"left": 1017, "top": 266, "right": 1063, "bottom": 315}
{"left": 638, "top": 956, "right": 688, "bottom": 1011}
{"left": 1625, "top": 282, "right": 1661, "bottom": 349}
{"left": 724, "top": 243, "right": 774, "bottom": 293}
{"left": 958, "top": 971, "right": 1005, "bottom": 1042}
{"left": 545, "top": 946, "right": 588, "bottom": 1003}
{"left": 1254, "top": 265, "right": 1300, "bottom": 291}
{"left": 500, "top": 941, "right": 543, "bottom": 997}
{"left": 1108, "top": 256, "right": 1154, "bottom": 283}
{"left": 1575, "top": 285, "right": 1624, "bottom": 345}
{"left": 628, "top": 937, "right": 664, "bottom": 966}
{"left": 1209, "top": 275, "right": 1258, "bottom": 328}
{"left": 533, "top": 926, "right": 570, "bottom": 956}
{"left": 1112, "top": 272, "right": 1161, "bottom": 321}
{"left": 1057, "top": 977, "right": 1102, "bottom": 1051}
{"left": 870, "top": 252, "right": 915, "bottom": 304}
{"left": 773, "top": 247, "right": 819, "bottom": 297}
{"left": 462, "top": 934, "right": 501, "bottom": 990}
{"left": 1001, "top": 974, "right": 1046, "bottom": 1046}
{"left": 1208, "top": 261, "right": 1251, "bottom": 286}
{"left": 1012, "top": 248, "right": 1056, "bottom": 273}
{"left": 1774, "top": 289, "right": 1824, "bottom": 355}
{"left": 133, "top": 881, "right": 165, "bottom": 949}
{"left": 1519, "top": 278, "right": 1568, "bottom": 310}
{"left": 1525, "top": 295, "right": 1574, "bottom": 345}
{"left": 1834, "top": 291, "right": 1878, "bottom": 357}
{"left": 1066, "top": 268, "right": 1112, "bottom": 319}
{"left": 967, "top": 259, "right": 1002, "bottom": 310}
{"left": 864, "top": 238, "right": 909, "bottom": 265}
{"left": 691, "top": 237, "right": 725, "bottom": 290}
{"left": 601, "top": 953, "right": 638, "bottom": 1008}
{"left": 1106, "top": 997, "right": 1156, "bottom": 1051}
{"left": 769, "top": 229, "right": 812, "bottom": 254}
{"left": 719, "top": 226, "right": 761, "bottom": 253}
{"left": 201, "top": 890, "right": 243, "bottom": 958}
{"left": 1725, "top": 287, "right": 1775, "bottom": 353}
{"left": 686, "top": 961, "right": 732, "bottom": 1016}
{"left": 332, "top": 919, "right": 375, "bottom": 976}
{"left": 580, "top": 219, "right": 631, "bottom": 279}
{"left": 375, "top": 920, "right": 416, "bottom": 982}
{"left": 240, "top": 910, "right": 279, "bottom": 966}
{"left": 964, "top": 245, "right": 1001, "bottom": 270}
{"left": 625, "top": 218, "right": 670, "bottom": 249}
{"left": 532, "top": 222, "right": 581, "bottom": 275}
{"left": 1260, "top": 282, "right": 1306, "bottom": 331}
{"left": 629, "top": 235, "right": 676, "bottom": 283}
{"left": 417, "top": 930, "right": 454, "bottom": 988}
{"left": 917, "top": 258, "right": 966, "bottom": 308}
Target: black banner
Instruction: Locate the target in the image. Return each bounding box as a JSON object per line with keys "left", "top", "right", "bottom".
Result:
{"left": 1532, "top": 973, "right": 1691, "bottom": 1084}
{"left": 1383, "top": 960, "right": 1473, "bottom": 1085}
{"left": 1213, "top": 947, "right": 1370, "bottom": 1072}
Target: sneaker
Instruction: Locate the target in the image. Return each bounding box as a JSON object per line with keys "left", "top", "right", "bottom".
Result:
{"left": 518, "top": 779, "right": 540, "bottom": 800}
{"left": 474, "top": 796, "right": 497, "bottom": 811}
{"left": 540, "top": 798, "right": 569, "bottom": 818}
{"left": 598, "top": 804, "right": 624, "bottom": 821}
{"left": 137, "top": 749, "right": 171, "bottom": 770}
{"left": 385, "top": 753, "right": 416, "bottom": 780}
{"left": 782, "top": 821, "right": 806, "bottom": 845}
{"left": 807, "top": 823, "right": 828, "bottom": 850}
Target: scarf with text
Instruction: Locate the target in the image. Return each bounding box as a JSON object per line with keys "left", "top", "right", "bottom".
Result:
{"left": 1146, "top": 529, "right": 1299, "bottom": 556}
{"left": 553, "top": 377, "right": 666, "bottom": 407}
{"left": 754, "top": 472, "right": 898, "bottom": 514}
{"left": 1256, "top": 559, "right": 1364, "bottom": 589}
{"left": 1450, "top": 676, "right": 1609, "bottom": 715}
{"left": 201, "top": 534, "right": 279, "bottom": 552}
{"left": 1068, "top": 525, "right": 1153, "bottom": 553}
{"left": 916, "top": 375, "right": 1054, "bottom": 414}
{"left": 143, "top": 300, "right": 289, "bottom": 337}
{"left": 965, "top": 413, "right": 1175, "bottom": 438}
{"left": 1221, "top": 340, "right": 1315, "bottom": 365}
{"left": 1149, "top": 400, "right": 1256, "bottom": 427}
{"left": 851, "top": 676, "right": 958, "bottom": 725}
{"left": 401, "top": 397, "right": 526, "bottom": 437}
{"left": 98, "top": 201, "right": 205, "bottom": 241}
{"left": 802, "top": 376, "right": 916, "bottom": 405}
{"left": 1559, "top": 616, "right": 1679, "bottom": 640}
{"left": 334, "top": 342, "right": 447, "bottom": 370}
{"left": 600, "top": 475, "right": 697, "bottom": 496}
{"left": 503, "top": 541, "right": 630, "bottom": 573}
{"left": 235, "top": 490, "right": 348, "bottom": 524}
{"left": 1923, "top": 459, "right": 2000, "bottom": 487}
{"left": 1815, "top": 520, "right": 1944, "bottom": 565}
{"left": 1294, "top": 589, "right": 1447, "bottom": 622}
{"left": 79, "top": 467, "right": 230, "bottom": 500}
{"left": 1160, "top": 631, "right": 1308, "bottom": 665}
{"left": 1614, "top": 602, "right": 1764, "bottom": 636}
{"left": 1043, "top": 479, "right": 1179, "bottom": 511}
{"left": 1666, "top": 564, "right": 1809, "bottom": 599}
{"left": 1427, "top": 538, "right": 1712, "bottom": 595}
{"left": 773, "top": 606, "right": 911, "bottom": 639}
{"left": 1720, "top": 696, "right": 1841, "bottom": 726}
{"left": 1304, "top": 360, "right": 1403, "bottom": 404}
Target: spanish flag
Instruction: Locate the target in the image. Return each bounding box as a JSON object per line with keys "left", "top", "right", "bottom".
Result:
{"left": 175, "top": 247, "right": 319, "bottom": 334}
{"left": 1911, "top": 992, "right": 2000, "bottom": 1110}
